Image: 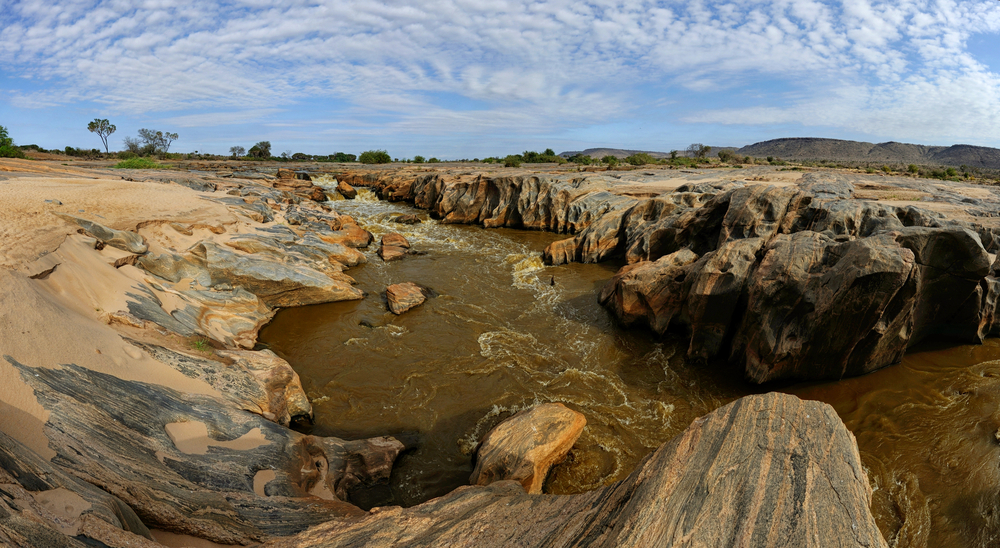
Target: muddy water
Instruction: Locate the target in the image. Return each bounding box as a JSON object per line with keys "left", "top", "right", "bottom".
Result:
{"left": 260, "top": 188, "right": 1000, "bottom": 547}
{"left": 258, "top": 189, "right": 751, "bottom": 505}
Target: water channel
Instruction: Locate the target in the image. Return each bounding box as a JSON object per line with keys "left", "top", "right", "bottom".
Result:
{"left": 259, "top": 187, "right": 1000, "bottom": 547}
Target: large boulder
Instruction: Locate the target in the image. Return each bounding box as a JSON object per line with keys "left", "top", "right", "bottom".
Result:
{"left": 469, "top": 403, "right": 586, "bottom": 494}
{"left": 336, "top": 181, "right": 357, "bottom": 199}
{"left": 261, "top": 393, "right": 887, "bottom": 548}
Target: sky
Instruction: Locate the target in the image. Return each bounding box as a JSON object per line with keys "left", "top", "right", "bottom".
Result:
{"left": 1, "top": 0, "right": 999, "bottom": 159}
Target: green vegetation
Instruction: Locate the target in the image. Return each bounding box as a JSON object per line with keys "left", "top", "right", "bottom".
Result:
{"left": 687, "top": 143, "right": 712, "bottom": 158}
{"left": 567, "top": 154, "right": 595, "bottom": 165}
{"left": 717, "top": 150, "right": 738, "bottom": 164}
{"left": 87, "top": 119, "right": 116, "bottom": 153}
{"left": 601, "top": 155, "right": 619, "bottom": 166}
{"left": 359, "top": 149, "right": 392, "bottom": 164}
{"left": 624, "top": 152, "right": 656, "bottom": 166}
{"left": 190, "top": 338, "right": 212, "bottom": 353}
{"left": 428, "top": 157, "right": 440, "bottom": 163}
{"left": 331, "top": 152, "right": 356, "bottom": 162}
{"left": 0, "top": 125, "right": 26, "bottom": 158}
{"left": 113, "top": 157, "right": 165, "bottom": 169}
{"left": 248, "top": 141, "right": 271, "bottom": 159}
{"left": 230, "top": 145, "right": 245, "bottom": 158}
{"left": 413, "top": 155, "right": 425, "bottom": 163}
{"left": 503, "top": 155, "right": 522, "bottom": 167}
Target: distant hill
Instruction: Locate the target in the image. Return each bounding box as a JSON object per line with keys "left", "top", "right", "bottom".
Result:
{"left": 559, "top": 146, "right": 737, "bottom": 159}
{"left": 737, "top": 138, "right": 1000, "bottom": 169}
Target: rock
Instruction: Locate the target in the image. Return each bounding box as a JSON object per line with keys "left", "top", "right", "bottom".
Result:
{"left": 54, "top": 213, "right": 148, "bottom": 254}
{"left": 336, "top": 181, "right": 357, "bottom": 199}
{"left": 385, "top": 282, "right": 429, "bottom": 314}
{"left": 44, "top": 199, "right": 62, "bottom": 205}
{"left": 393, "top": 214, "right": 420, "bottom": 224}
{"left": 126, "top": 340, "right": 312, "bottom": 427}
{"left": 261, "top": 393, "right": 887, "bottom": 548}
{"left": 320, "top": 224, "right": 374, "bottom": 249}
{"left": 378, "top": 245, "right": 408, "bottom": 262}
{"left": 470, "top": 403, "right": 586, "bottom": 494}
{"left": 3, "top": 356, "right": 405, "bottom": 544}
{"left": 381, "top": 232, "right": 410, "bottom": 248}
{"left": 138, "top": 241, "right": 363, "bottom": 307}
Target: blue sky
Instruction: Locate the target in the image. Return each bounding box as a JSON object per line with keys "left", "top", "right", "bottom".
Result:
{"left": 1, "top": 0, "right": 998, "bottom": 159}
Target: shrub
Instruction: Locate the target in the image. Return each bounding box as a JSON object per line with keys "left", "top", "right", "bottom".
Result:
{"left": 687, "top": 143, "right": 711, "bottom": 158}
{"left": 504, "top": 155, "right": 522, "bottom": 167}
{"left": 0, "top": 145, "right": 26, "bottom": 159}
{"left": 568, "top": 154, "right": 594, "bottom": 165}
{"left": 908, "top": 164, "right": 919, "bottom": 174}
{"left": 601, "top": 155, "right": 619, "bottom": 166}
{"left": 717, "top": 150, "right": 738, "bottom": 164}
{"left": 113, "top": 157, "right": 164, "bottom": 169}
{"left": 359, "top": 149, "right": 391, "bottom": 164}
{"left": 946, "top": 167, "right": 957, "bottom": 177}
{"left": 331, "top": 152, "right": 356, "bottom": 162}
{"left": 624, "top": 153, "right": 656, "bottom": 166}
{"left": 413, "top": 155, "right": 425, "bottom": 163}
{"left": 248, "top": 141, "right": 271, "bottom": 159}
{"left": 428, "top": 157, "right": 440, "bottom": 163}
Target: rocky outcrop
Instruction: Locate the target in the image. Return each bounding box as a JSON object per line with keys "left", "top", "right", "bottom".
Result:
{"left": 54, "top": 213, "right": 148, "bottom": 254}
{"left": 470, "top": 403, "right": 586, "bottom": 494}
{"left": 385, "top": 282, "right": 428, "bottom": 315}
{"left": 263, "top": 393, "right": 887, "bottom": 548}
{"left": 3, "top": 356, "right": 404, "bottom": 545}
{"left": 139, "top": 241, "right": 363, "bottom": 307}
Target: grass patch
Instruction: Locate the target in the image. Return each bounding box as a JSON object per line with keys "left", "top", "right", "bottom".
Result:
{"left": 190, "top": 337, "right": 213, "bottom": 353}
{"left": 113, "top": 157, "right": 165, "bottom": 169}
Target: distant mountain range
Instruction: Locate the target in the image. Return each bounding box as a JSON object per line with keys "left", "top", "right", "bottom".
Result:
{"left": 560, "top": 138, "right": 1000, "bottom": 169}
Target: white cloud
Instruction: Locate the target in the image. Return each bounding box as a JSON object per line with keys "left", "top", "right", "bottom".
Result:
{"left": 0, "top": 0, "right": 999, "bottom": 143}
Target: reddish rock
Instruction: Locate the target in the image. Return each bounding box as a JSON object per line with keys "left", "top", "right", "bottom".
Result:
{"left": 378, "top": 245, "right": 407, "bottom": 262}
{"left": 337, "top": 181, "right": 358, "bottom": 199}
{"left": 393, "top": 214, "right": 421, "bottom": 224}
{"left": 470, "top": 403, "right": 586, "bottom": 494}
{"left": 386, "top": 282, "right": 428, "bottom": 314}
{"left": 381, "top": 232, "right": 410, "bottom": 248}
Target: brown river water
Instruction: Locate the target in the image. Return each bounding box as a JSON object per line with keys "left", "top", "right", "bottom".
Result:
{"left": 259, "top": 187, "right": 1000, "bottom": 547}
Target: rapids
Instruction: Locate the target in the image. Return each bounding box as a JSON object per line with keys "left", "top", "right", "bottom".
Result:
{"left": 260, "top": 185, "right": 1000, "bottom": 547}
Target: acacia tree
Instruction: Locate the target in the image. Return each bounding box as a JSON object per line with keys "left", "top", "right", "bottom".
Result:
{"left": 137, "top": 128, "right": 179, "bottom": 153}
{"left": 248, "top": 141, "right": 271, "bottom": 159}
{"left": 687, "top": 143, "right": 711, "bottom": 158}
{"left": 229, "top": 145, "right": 245, "bottom": 159}
{"left": 87, "top": 119, "right": 116, "bottom": 153}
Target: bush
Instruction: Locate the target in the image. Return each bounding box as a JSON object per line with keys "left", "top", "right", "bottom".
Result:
{"left": 413, "top": 155, "right": 425, "bottom": 163}
{"left": 0, "top": 145, "right": 26, "bottom": 159}
{"left": 359, "top": 149, "right": 391, "bottom": 164}
{"left": 946, "top": 167, "right": 957, "bottom": 177}
{"left": 882, "top": 165, "right": 891, "bottom": 173}
{"left": 504, "top": 155, "right": 522, "bottom": 167}
{"left": 568, "top": 154, "right": 594, "bottom": 165}
{"left": 331, "top": 152, "right": 356, "bottom": 162}
{"left": 624, "top": 153, "right": 657, "bottom": 166}
{"left": 601, "top": 155, "right": 619, "bottom": 166}
{"left": 428, "top": 157, "right": 440, "bottom": 163}
{"left": 113, "top": 157, "right": 164, "bottom": 169}
{"left": 908, "top": 164, "right": 919, "bottom": 174}
{"left": 717, "top": 150, "right": 738, "bottom": 164}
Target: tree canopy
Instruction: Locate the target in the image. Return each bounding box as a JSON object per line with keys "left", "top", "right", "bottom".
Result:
{"left": 87, "top": 119, "right": 116, "bottom": 153}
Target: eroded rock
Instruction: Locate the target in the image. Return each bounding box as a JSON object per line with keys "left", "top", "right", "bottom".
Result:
{"left": 336, "top": 181, "right": 357, "bottom": 199}
{"left": 386, "top": 283, "right": 429, "bottom": 315}
{"left": 470, "top": 403, "right": 586, "bottom": 494}
{"left": 54, "top": 213, "right": 148, "bottom": 254}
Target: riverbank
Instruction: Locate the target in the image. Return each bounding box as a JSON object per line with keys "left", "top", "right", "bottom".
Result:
{"left": 2, "top": 158, "right": 998, "bottom": 546}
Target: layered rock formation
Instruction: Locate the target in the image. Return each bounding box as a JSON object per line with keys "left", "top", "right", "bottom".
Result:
{"left": 339, "top": 168, "right": 1000, "bottom": 382}
{"left": 386, "top": 282, "right": 428, "bottom": 315}
{"left": 265, "top": 393, "right": 886, "bottom": 548}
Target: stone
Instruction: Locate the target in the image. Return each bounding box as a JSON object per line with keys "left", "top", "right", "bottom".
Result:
{"left": 470, "top": 403, "right": 586, "bottom": 494}
{"left": 393, "top": 214, "right": 420, "bottom": 224}
{"left": 385, "top": 282, "right": 429, "bottom": 314}
{"left": 138, "top": 241, "right": 363, "bottom": 308}
{"left": 378, "top": 245, "right": 407, "bottom": 262}
{"left": 54, "top": 213, "right": 148, "bottom": 254}
{"left": 336, "top": 181, "right": 357, "bottom": 199}
{"left": 260, "top": 393, "right": 887, "bottom": 548}
{"left": 381, "top": 232, "right": 410, "bottom": 248}
{"left": 3, "top": 356, "right": 405, "bottom": 544}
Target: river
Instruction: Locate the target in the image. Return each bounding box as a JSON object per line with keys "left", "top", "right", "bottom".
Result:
{"left": 259, "top": 186, "right": 1000, "bottom": 547}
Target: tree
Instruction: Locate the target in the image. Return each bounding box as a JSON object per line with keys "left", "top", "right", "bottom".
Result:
{"left": 413, "top": 155, "right": 425, "bottom": 163}
{"left": 87, "top": 119, "right": 116, "bottom": 153}
{"left": 331, "top": 152, "right": 356, "bottom": 162}
{"left": 248, "top": 141, "right": 271, "bottom": 159}
{"left": 544, "top": 148, "right": 555, "bottom": 156}
{"left": 0, "top": 124, "right": 26, "bottom": 158}
{"left": 687, "top": 143, "right": 711, "bottom": 158}
{"left": 359, "top": 149, "right": 391, "bottom": 164}
{"left": 229, "top": 146, "right": 245, "bottom": 159}
{"left": 136, "top": 128, "right": 179, "bottom": 153}
{"left": 601, "top": 155, "right": 619, "bottom": 166}
{"left": 0, "top": 125, "right": 12, "bottom": 148}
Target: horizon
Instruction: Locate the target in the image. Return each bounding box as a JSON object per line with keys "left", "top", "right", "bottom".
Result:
{"left": 1, "top": 0, "right": 998, "bottom": 158}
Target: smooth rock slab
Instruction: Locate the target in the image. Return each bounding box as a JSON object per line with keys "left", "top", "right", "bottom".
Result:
{"left": 470, "top": 403, "right": 586, "bottom": 494}
{"left": 386, "top": 282, "right": 428, "bottom": 314}
{"left": 381, "top": 232, "right": 410, "bottom": 248}
{"left": 378, "top": 245, "right": 408, "bottom": 262}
